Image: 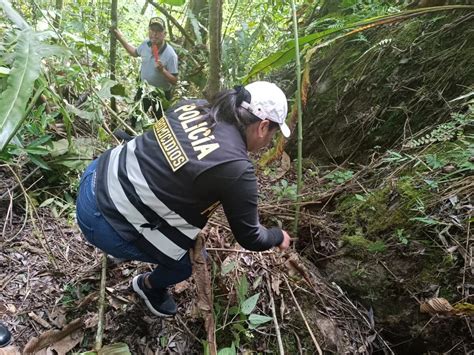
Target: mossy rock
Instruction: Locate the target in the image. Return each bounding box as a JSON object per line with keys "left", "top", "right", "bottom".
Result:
{"left": 342, "top": 234, "right": 387, "bottom": 257}
{"left": 336, "top": 175, "right": 432, "bottom": 239}
{"left": 291, "top": 12, "right": 474, "bottom": 163}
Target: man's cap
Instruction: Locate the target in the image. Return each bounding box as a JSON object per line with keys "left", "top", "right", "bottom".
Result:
{"left": 149, "top": 17, "right": 165, "bottom": 31}
{"left": 240, "top": 81, "right": 290, "bottom": 138}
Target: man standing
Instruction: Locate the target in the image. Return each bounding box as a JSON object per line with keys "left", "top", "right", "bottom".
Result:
{"left": 113, "top": 17, "right": 178, "bottom": 119}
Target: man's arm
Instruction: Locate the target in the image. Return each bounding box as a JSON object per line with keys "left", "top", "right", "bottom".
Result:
{"left": 112, "top": 28, "right": 138, "bottom": 57}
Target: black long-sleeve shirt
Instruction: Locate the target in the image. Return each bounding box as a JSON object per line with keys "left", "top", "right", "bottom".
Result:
{"left": 195, "top": 160, "right": 283, "bottom": 251}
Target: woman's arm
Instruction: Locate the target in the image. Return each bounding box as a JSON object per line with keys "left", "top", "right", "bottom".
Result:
{"left": 196, "top": 161, "right": 289, "bottom": 251}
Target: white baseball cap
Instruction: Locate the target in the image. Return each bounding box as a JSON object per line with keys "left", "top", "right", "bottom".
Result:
{"left": 240, "top": 81, "right": 291, "bottom": 138}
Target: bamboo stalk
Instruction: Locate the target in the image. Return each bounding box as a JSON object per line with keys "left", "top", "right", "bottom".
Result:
{"left": 290, "top": 0, "right": 303, "bottom": 235}
{"left": 95, "top": 253, "right": 108, "bottom": 351}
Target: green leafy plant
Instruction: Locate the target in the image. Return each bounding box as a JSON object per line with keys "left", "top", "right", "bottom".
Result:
{"left": 394, "top": 228, "right": 410, "bottom": 246}
{"left": 424, "top": 154, "right": 444, "bottom": 169}
{"left": 216, "top": 275, "right": 272, "bottom": 351}
{"left": 383, "top": 150, "right": 413, "bottom": 165}
{"left": 39, "top": 193, "right": 76, "bottom": 219}
{"left": 324, "top": 169, "right": 354, "bottom": 184}
{"left": 243, "top": 5, "right": 474, "bottom": 82}
{"left": 61, "top": 282, "right": 92, "bottom": 307}
{"left": 272, "top": 179, "right": 297, "bottom": 201}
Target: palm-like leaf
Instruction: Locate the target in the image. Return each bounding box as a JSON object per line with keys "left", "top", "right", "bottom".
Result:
{"left": 0, "top": 29, "right": 42, "bottom": 151}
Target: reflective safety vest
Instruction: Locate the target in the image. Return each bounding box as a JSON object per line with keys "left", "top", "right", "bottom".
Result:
{"left": 95, "top": 99, "right": 250, "bottom": 265}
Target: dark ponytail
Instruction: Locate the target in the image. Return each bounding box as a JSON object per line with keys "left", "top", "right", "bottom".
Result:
{"left": 202, "top": 86, "right": 262, "bottom": 136}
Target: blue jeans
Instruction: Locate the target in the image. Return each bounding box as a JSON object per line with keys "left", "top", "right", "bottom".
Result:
{"left": 76, "top": 159, "right": 192, "bottom": 289}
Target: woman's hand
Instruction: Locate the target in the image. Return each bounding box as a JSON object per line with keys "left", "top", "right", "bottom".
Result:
{"left": 278, "top": 230, "right": 291, "bottom": 250}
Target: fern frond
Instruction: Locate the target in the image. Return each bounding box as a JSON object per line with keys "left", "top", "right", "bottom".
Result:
{"left": 404, "top": 111, "right": 473, "bottom": 149}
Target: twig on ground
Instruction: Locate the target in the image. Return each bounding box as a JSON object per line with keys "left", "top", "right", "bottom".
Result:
{"left": 207, "top": 247, "right": 273, "bottom": 254}
{"left": 28, "top": 312, "right": 51, "bottom": 329}
{"left": 1, "top": 188, "right": 13, "bottom": 239}
{"left": 283, "top": 276, "right": 323, "bottom": 355}
{"left": 176, "top": 316, "right": 202, "bottom": 343}
{"left": 0, "top": 166, "right": 40, "bottom": 200}
{"left": 292, "top": 329, "right": 303, "bottom": 355}
{"left": 192, "top": 232, "right": 217, "bottom": 355}
{"left": 266, "top": 273, "right": 284, "bottom": 355}
{"left": 462, "top": 220, "right": 471, "bottom": 298}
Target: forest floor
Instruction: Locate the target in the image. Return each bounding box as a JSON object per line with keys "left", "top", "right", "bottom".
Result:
{"left": 1, "top": 134, "right": 472, "bottom": 354}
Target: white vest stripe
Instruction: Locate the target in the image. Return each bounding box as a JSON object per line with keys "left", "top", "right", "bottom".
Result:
{"left": 126, "top": 140, "right": 201, "bottom": 240}
{"left": 107, "top": 145, "right": 186, "bottom": 260}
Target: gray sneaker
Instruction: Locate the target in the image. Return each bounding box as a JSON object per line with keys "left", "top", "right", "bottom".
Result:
{"left": 132, "top": 273, "right": 177, "bottom": 317}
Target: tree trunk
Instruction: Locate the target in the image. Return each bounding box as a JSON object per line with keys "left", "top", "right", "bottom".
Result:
{"left": 203, "top": 0, "right": 223, "bottom": 100}
{"left": 110, "top": 0, "right": 118, "bottom": 112}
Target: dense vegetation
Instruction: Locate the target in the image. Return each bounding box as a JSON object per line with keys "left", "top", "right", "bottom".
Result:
{"left": 1, "top": 0, "right": 473, "bottom": 354}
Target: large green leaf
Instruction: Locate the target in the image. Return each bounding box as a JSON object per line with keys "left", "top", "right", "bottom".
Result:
{"left": 0, "top": 29, "right": 42, "bottom": 151}
{"left": 243, "top": 26, "right": 345, "bottom": 81}
{"left": 0, "top": 67, "right": 10, "bottom": 76}
{"left": 98, "top": 343, "right": 131, "bottom": 354}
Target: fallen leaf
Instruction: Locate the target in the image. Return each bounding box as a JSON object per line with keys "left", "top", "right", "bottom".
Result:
{"left": 23, "top": 318, "right": 83, "bottom": 354}
{"left": 46, "top": 329, "right": 83, "bottom": 355}
{"left": 272, "top": 151, "right": 291, "bottom": 181}
{"left": 174, "top": 280, "right": 191, "bottom": 294}
{"left": 420, "top": 298, "right": 454, "bottom": 314}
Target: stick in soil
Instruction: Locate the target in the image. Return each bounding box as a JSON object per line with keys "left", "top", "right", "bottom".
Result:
{"left": 284, "top": 276, "right": 323, "bottom": 355}
{"left": 266, "top": 273, "right": 285, "bottom": 355}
